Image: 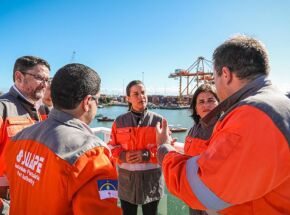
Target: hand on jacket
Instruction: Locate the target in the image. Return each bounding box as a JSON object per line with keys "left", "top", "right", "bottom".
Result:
{"left": 119, "top": 150, "right": 151, "bottom": 163}
{"left": 125, "top": 150, "right": 143, "bottom": 163}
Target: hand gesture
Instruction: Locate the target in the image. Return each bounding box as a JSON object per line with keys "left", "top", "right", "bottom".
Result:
{"left": 156, "top": 119, "right": 173, "bottom": 146}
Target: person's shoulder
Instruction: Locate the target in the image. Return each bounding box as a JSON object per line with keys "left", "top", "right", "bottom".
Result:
{"left": 42, "top": 121, "right": 107, "bottom": 164}
{"left": 64, "top": 132, "right": 108, "bottom": 165}
{"left": 0, "top": 93, "right": 15, "bottom": 116}
{"left": 0, "top": 90, "right": 20, "bottom": 108}
{"left": 235, "top": 84, "right": 287, "bottom": 111}
{"left": 147, "top": 110, "right": 163, "bottom": 119}
{"left": 115, "top": 111, "right": 131, "bottom": 121}
{"left": 0, "top": 92, "right": 13, "bottom": 103}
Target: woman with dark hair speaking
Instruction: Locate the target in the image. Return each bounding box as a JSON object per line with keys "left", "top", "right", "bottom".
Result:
{"left": 108, "top": 80, "right": 164, "bottom": 215}
{"left": 184, "top": 84, "right": 219, "bottom": 215}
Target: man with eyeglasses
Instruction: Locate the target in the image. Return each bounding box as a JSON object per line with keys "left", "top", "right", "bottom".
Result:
{"left": 3, "top": 63, "right": 121, "bottom": 214}
{"left": 0, "top": 56, "right": 50, "bottom": 213}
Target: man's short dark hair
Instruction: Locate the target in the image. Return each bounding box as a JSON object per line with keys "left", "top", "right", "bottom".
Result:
{"left": 213, "top": 35, "right": 269, "bottom": 80}
{"left": 51, "top": 63, "right": 101, "bottom": 110}
{"left": 13, "top": 56, "right": 50, "bottom": 82}
{"left": 286, "top": 92, "right": 290, "bottom": 99}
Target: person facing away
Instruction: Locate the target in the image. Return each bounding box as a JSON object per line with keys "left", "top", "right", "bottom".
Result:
{"left": 3, "top": 63, "right": 121, "bottom": 215}
{"left": 184, "top": 84, "right": 219, "bottom": 215}
{"left": 156, "top": 35, "right": 290, "bottom": 214}
{"left": 41, "top": 77, "right": 53, "bottom": 112}
{"left": 38, "top": 77, "right": 53, "bottom": 120}
{"left": 108, "top": 80, "right": 164, "bottom": 215}
{"left": 0, "top": 56, "right": 50, "bottom": 213}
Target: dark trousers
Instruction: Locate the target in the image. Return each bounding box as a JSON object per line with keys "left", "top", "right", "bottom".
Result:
{"left": 189, "top": 207, "right": 208, "bottom": 215}
{"left": 120, "top": 199, "right": 159, "bottom": 215}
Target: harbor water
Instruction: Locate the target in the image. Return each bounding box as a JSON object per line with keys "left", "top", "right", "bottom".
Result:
{"left": 90, "top": 106, "right": 193, "bottom": 143}
{"left": 90, "top": 106, "right": 194, "bottom": 215}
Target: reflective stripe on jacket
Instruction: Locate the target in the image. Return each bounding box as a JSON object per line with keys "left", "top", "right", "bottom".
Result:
{"left": 158, "top": 76, "right": 290, "bottom": 214}
{"left": 3, "top": 109, "right": 121, "bottom": 215}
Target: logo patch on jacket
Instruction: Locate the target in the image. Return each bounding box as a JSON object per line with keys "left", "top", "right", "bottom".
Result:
{"left": 97, "top": 179, "right": 118, "bottom": 200}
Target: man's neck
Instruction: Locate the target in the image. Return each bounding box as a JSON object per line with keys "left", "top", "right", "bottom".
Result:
{"left": 13, "top": 85, "right": 36, "bottom": 105}
{"left": 60, "top": 108, "right": 90, "bottom": 125}
{"left": 226, "top": 76, "right": 251, "bottom": 100}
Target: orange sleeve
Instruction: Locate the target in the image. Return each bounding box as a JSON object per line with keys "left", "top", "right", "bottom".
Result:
{"left": 70, "top": 147, "right": 121, "bottom": 215}
{"left": 0, "top": 116, "right": 5, "bottom": 176}
{"left": 144, "top": 126, "right": 158, "bottom": 163}
{"left": 184, "top": 136, "right": 208, "bottom": 156}
{"left": 107, "top": 122, "right": 124, "bottom": 160}
{"left": 0, "top": 101, "right": 5, "bottom": 151}
{"left": 162, "top": 151, "right": 207, "bottom": 210}
{"left": 198, "top": 105, "right": 290, "bottom": 204}
{"left": 0, "top": 116, "right": 4, "bottom": 155}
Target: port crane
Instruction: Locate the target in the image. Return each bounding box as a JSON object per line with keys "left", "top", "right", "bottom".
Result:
{"left": 169, "top": 56, "right": 214, "bottom": 102}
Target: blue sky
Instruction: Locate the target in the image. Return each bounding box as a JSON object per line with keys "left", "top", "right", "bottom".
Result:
{"left": 1, "top": 0, "right": 290, "bottom": 95}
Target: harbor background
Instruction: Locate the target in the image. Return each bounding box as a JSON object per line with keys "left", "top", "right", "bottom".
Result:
{"left": 90, "top": 106, "right": 193, "bottom": 143}
{"left": 90, "top": 105, "right": 193, "bottom": 215}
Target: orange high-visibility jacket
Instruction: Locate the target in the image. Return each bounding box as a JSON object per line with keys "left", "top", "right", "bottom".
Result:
{"left": 158, "top": 76, "right": 290, "bottom": 215}
{"left": 108, "top": 110, "right": 164, "bottom": 205}
{"left": 3, "top": 109, "right": 121, "bottom": 215}
{"left": 0, "top": 86, "right": 48, "bottom": 211}
{"left": 108, "top": 110, "right": 163, "bottom": 167}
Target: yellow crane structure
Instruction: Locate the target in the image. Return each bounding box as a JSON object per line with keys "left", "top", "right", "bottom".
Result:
{"left": 169, "top": 56, "right": 214, "bottom": 102}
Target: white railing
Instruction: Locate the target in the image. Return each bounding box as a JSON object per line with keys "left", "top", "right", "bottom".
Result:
{"left": 91, "top": 127, "right": 112, "bottom": 143}
{"left": 91, "top": 127, "right": 184, "bottom": 153}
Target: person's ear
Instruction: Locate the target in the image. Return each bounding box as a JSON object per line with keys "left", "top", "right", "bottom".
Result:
{"left": 82, "top": 95, "right": 91, "bottom": 112}
{"left": 14, "top": 71, "right": 24, "bottom": 83}
{"left": 221, "top": 66, "right": 233, "bottom": 85}
{"left": 126, "top": 95, "right": 131, "bottom": 104}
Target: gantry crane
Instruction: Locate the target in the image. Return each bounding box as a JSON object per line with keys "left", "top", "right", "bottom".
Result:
{"left": 169, "top": 56, "right": 214, "bottom": 102}
{"left": 71, "top": 51, "right": 76, "bottom": 63}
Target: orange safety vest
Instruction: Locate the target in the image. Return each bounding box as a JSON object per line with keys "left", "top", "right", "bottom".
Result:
{"left": 108, "top": 110, "right": 162, "bottom": 166}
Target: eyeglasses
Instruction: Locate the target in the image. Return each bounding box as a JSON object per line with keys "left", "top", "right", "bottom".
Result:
{"left": 91, "top": 95, "right": 99, "bottom": 105}
{"left": 21, "top": 71, "right": 49, "bottom": 83}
